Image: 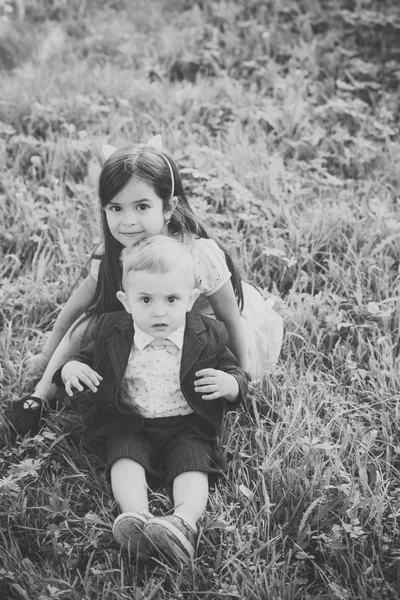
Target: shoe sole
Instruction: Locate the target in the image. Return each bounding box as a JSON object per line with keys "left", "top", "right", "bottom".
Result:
{"left": 112, "top": 513, "right": 149, "bottom": 557}
{"left": 145, "top": 518, "right": 195, "bottom": 563}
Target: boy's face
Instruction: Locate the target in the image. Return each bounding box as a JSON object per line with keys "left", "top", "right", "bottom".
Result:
{"left": 117, "top": 269, "right": 200, "bottom": 338}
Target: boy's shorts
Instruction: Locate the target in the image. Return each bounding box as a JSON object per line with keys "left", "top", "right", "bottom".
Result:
{"left": 105, "top": 414, "right": 224, "bottom": 484}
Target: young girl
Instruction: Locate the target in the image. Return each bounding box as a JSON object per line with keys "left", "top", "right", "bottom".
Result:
{"left": 6, "top": 137, "right": 283, "bottom": 436}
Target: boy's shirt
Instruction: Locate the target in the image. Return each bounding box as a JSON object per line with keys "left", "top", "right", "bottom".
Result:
{"left": 120, "top": 324, "right": 193, "bottom": 418}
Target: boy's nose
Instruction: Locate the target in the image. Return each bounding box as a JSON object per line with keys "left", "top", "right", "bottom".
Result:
{"left": 152, "top": 303, "right": 167, "bottom": 316}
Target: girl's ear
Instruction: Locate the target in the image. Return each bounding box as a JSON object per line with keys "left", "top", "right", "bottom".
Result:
{"left": 116, "top": 290, "right": 130, "bottom": 313}
{"left": 165, "top": 196, "right": 178, "bottom": 222}
{"left": 102, "top": 144, "right": 118, "bottom": 160}
{"left": 146, "top": 134, "right": 163, "bottom": 150}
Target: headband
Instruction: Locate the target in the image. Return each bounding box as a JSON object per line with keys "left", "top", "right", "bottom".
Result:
{"left": 102, "top": 135, "right": 175, "bottom": 199}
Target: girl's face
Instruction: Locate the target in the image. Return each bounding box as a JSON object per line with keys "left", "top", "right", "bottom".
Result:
{"left": 104, "top": 179, "right": 176, "bottom": 247}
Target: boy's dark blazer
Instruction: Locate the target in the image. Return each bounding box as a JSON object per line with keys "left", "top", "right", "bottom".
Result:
{"left": 54, "top": 310, "right": 250, "bottom": 438}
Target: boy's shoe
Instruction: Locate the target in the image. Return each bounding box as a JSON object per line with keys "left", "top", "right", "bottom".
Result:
{"left": 144, "top": 515, "right": 196, "bottom": 564}
{"left": 112, "top": 512, "right": 151, "bottom": 559}
{"left": 5, "top": 395, "right": 44, "bottom": 436}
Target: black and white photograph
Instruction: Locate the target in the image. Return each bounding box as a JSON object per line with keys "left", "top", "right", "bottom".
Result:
{"left": 1, "top": 0, "right": 399, "bottom": 598}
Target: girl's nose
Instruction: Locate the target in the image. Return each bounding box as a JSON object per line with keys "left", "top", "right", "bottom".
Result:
{"left": 124, "top": 210, "right": 138, "bottom": 225}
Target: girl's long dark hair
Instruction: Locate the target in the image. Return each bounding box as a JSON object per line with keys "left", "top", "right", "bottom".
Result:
{"left": 75, "top": 144, "right": 243, "bottom": 332}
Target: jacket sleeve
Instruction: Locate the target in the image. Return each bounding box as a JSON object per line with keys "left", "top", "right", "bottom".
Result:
{"left": 212, "top": 320, "right": 251, "bottom": 408}
{"left": 216, "top": 345, "right": 251, "bottom": 409}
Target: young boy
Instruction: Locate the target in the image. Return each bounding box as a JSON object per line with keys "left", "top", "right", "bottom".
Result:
{"left": 55, "top": 235, "right": 249, "bottom": 565}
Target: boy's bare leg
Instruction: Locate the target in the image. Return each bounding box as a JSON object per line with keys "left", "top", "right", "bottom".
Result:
{"left": 111, "top": 458, "right": 151, "bottom": 556}
{"left": 172, "top": 470, "right": 208, "bottom": 529}
{"left": 111, "top": 458, "right": 149, "bottom": 514}
{"left": 143, "top": 470, "right": 208, "bottom": 562}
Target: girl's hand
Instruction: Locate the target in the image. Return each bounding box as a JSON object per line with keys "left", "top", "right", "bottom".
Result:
{"left": 194, "top": 368, "right": 239, "bottom": 402}
{"left": 23, "top": 353, "right": 49, "bottom": 377}
{"left": 61, "top": 361, "right": 103, "bottom": 397}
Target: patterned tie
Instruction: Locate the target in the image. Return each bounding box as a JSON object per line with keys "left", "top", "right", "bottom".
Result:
{"left": 147, "top": 338, "right": 179, "bottom": 355}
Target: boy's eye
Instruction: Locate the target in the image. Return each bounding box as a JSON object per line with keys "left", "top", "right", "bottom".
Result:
{"left": 167, "top": 296, "right": 178, "bottom": 304}
{"left": 140, "top": 297, "right": 151, "bottom": 304}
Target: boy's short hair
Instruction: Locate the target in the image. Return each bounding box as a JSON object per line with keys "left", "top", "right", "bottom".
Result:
{"left": 120, "top": 235, "right": 195, "bottom": 289}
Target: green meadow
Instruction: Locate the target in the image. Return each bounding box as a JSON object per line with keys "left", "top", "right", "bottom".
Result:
{"left": 1, "top": 0, "right": 400, "bottom": 597}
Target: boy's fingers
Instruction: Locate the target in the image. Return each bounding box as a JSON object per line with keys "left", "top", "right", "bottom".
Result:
{"left": 84, "top": 368, "right": 102, "bottom": 381}
{"left": 66, "top": 378, "right": 81, "bottom": 396}
{"left": 195, "top": 376, "right": 216, "bottom": 387}
{"left": 195, "top": 368, "right": 217, "bottom": 377}
{"left": 202, "top": 391, "right": 221, "bottom": 400}
{"left": 84, "top": 370, "right": 102, "bottom": 386}
{"left": 72, "top": 376, "right": 84, "bottom": 391}
{"left": 195, "top": 384, "right": 217, "bottom": 393}
{"left": 78, "top": 374, "right": 99, "bottom": 392}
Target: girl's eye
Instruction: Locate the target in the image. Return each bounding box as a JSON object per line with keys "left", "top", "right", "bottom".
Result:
{"left": 167, "top": 296, "right": 178, "bottom": 304}
{"left": 106, "top": 205, "right": 121, "bottom": 212}
{"left": 141, "top": 297, "right": 151, "bottom": 304}
{"left": 136, "top": 203, "right": 149, "bottom": 211}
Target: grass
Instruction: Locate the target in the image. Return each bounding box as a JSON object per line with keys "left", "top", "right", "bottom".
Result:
{"left": 1, "top": 0, "right": 400, "bottom": 597}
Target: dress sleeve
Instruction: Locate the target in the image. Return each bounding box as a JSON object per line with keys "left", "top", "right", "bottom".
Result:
{"left": 191, "top": 238, "right": 231, "bottom": 296}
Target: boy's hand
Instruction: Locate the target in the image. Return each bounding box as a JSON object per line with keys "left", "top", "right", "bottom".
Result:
{"left": 194, "top": 369, "right": 239, "bottom": 402}
{"left": 61, "top": 361, "right": 103, "bottom": 397}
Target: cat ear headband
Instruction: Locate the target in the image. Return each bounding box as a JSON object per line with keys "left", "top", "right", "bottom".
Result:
{"left": 102, "top": 135, "right": 175, "bottom": 198}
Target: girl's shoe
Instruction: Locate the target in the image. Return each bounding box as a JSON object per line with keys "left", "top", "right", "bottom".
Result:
{"left": 6, "top": 395, "right": 43, "bottom": 436}
{"left": 112, "top": 512, "right": 151, "bottom": 559}
{"left": 144, "top": 515, "right": 196, "bottom": 564}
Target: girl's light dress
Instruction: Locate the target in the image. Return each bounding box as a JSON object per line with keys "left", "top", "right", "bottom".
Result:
{"left": 91, "top": 236, "right": 283, "bottom": 379}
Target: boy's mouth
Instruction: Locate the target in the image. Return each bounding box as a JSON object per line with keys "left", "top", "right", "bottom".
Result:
{"left": 152, "top": 323, "right": 168, "bottom": 329}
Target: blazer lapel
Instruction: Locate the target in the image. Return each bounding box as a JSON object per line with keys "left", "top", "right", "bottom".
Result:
{"left": 180, "top": 312, "right": 207, "bottom": 381}
{"left": 107, "top": 316, "right": 134, "bottom": 381}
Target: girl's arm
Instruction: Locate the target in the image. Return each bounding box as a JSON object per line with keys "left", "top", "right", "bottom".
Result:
{"left": 32, "top": 274, "right": 97, "bottom": 368}
{"left": 208, "top": 281, "right": 249, "bottom": 371}
{"left": 33, "top": 317, "right": 97, "bottom": 402}
{"left": 25, "top": 274, "right": 97, "bottom": 403}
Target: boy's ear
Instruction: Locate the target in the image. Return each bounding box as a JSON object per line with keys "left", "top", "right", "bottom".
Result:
{"left": 116, "top": 290, "right": 130, "bottom": 313}
{"left": 187, "top": 288, "right": 200, "bottom": 311}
